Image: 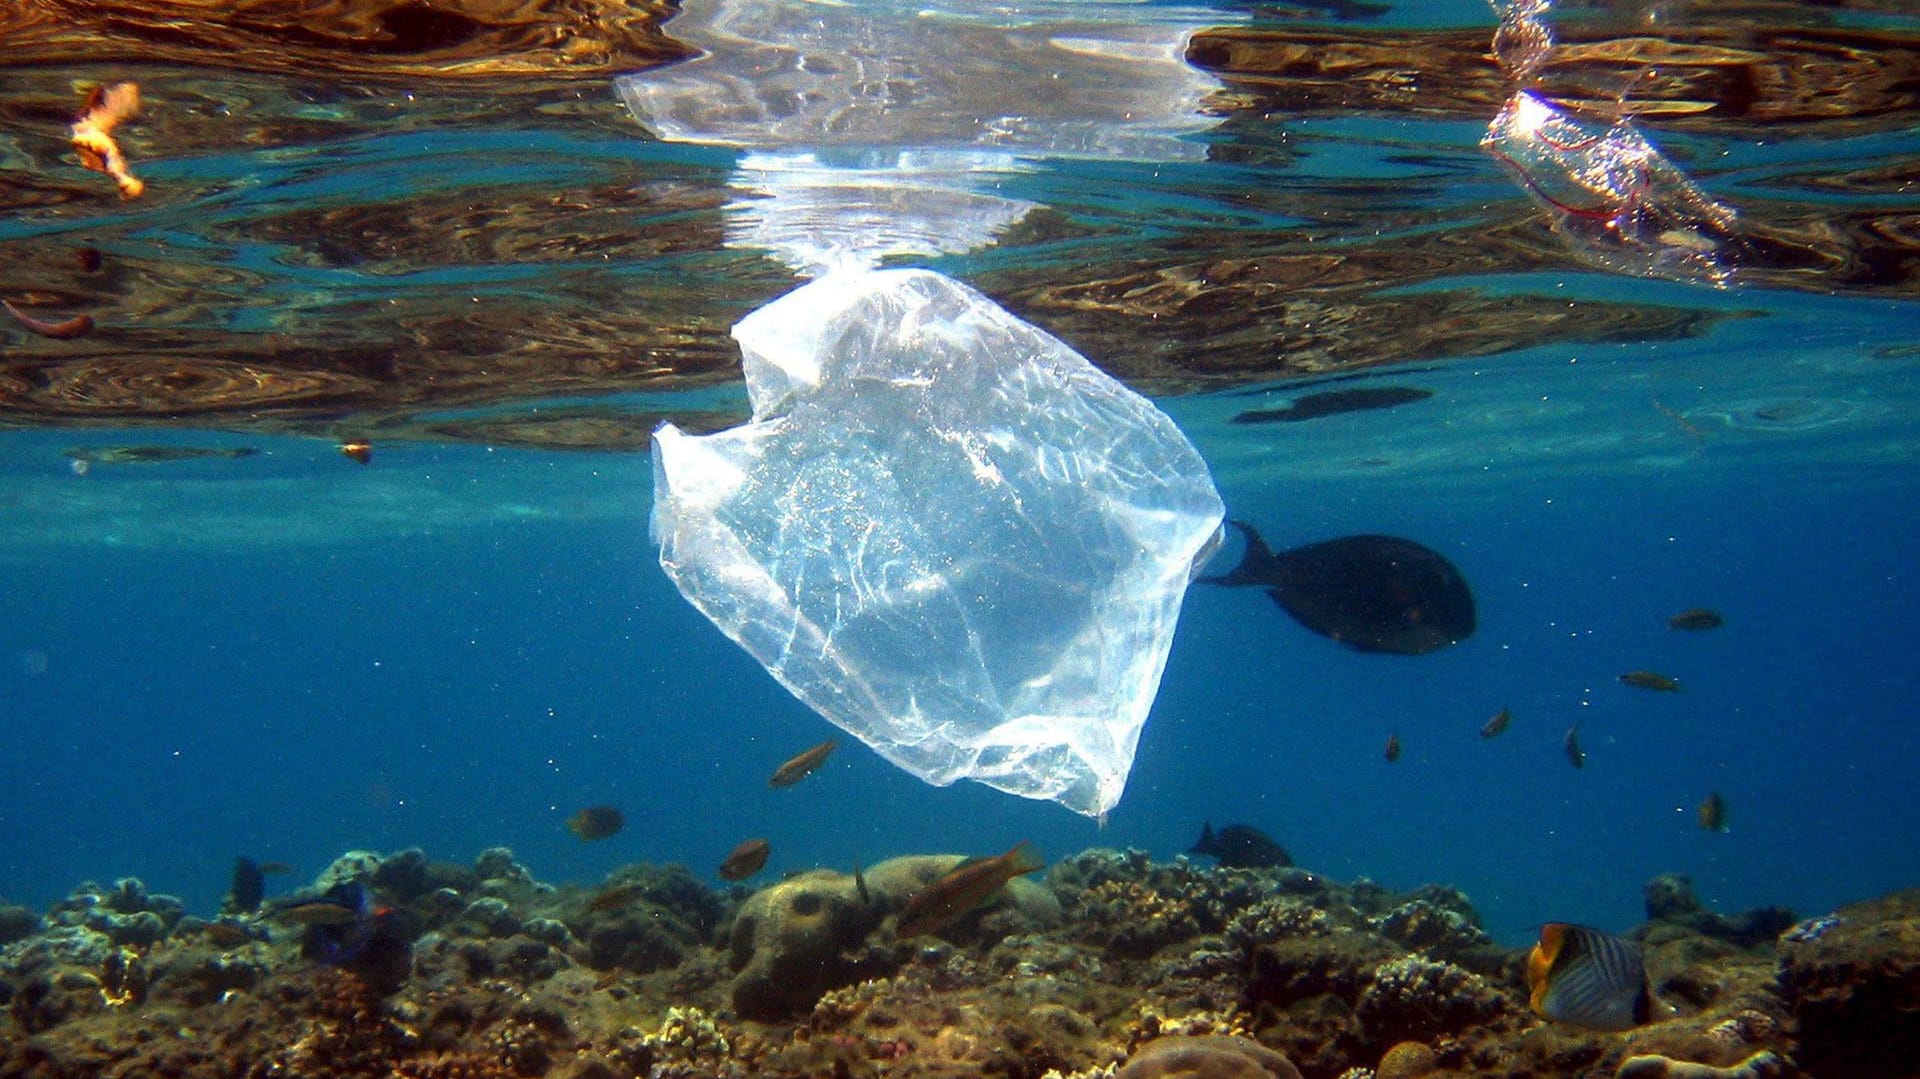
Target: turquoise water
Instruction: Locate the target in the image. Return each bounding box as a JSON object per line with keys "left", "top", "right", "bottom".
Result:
{"left": 2, "top": 2, "right": 1917, "bottom": 946}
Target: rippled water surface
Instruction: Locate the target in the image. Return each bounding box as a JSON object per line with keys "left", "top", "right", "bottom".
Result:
{"left": 1, "top": 0, "right": 1916, "bottom": 941}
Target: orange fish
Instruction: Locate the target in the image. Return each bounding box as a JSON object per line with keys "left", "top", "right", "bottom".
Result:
{"left": 3, "top": 300, "right": 93, "bottom": 339}
{"left": 896, "top": 841, "right": 1044, "bottom": 938}
{"left": 339, "top": 442, "right": 373, "bottom": 465}
{"left": 566, "top": 805, "right": 625, "bottom": 841}
{"left": 718, "top": 838, "right": 771, "bottom": 881}
{"left": 1619, "top": 671, "right": 1681, "bottom": 691}
{"left": 70, "top": 82, "right": 144, "bottom": 198}
{"left": 769, "top": 738, "right": 837, "bottom": 788}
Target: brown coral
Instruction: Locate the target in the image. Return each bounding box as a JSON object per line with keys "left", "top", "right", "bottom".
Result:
{"left": 1116, "top": 1035, "right": 1305, "bottom": 1079}
{"left": 1376, "top": 1040, "right": 1438, "bottom": 1079}
{"left": 1615, "top": 1050, "right": 1791, "bottom": 1079}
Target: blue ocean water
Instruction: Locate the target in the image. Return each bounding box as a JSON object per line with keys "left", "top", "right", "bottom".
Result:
{"left": 2, "top": 2, "right": 1917, "bottom": 949}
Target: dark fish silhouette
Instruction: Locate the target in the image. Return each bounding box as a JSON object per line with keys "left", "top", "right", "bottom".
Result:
{"left": 1528, "top": 923, "right": 1659, "bottom": 1031}
{"left": 770, "top": 739, "right": 838, "bottom": 788}
{"left": 1480, "top": 707, "right": 1512, "bottom": 739}
{"left": 719, "top": 838, "right": 771, "bottom": 881}
{"left": 65, "top": 445, "right": 259, "bottom": 465}
{"left": 1200, "top": 521, "right": 1475, "bottom": 655}
{"left": 1620, "top": 670, "right": 1681, "bottom": 692}
{"left": 1668, "top": 608, "right": 1724, "bottom": 631}
{"left": 226, "top": 857, "right": 265, "bottom": 914}
{"left": 1188, "top": 822, "right": 1291, "bottom": 868}
{"left": 1698, "top": 791, "right": 1728, "bottom": 832}
{"left": 1232, "top": 386, "right": 1433, "bottom": 425}
{"left": 566, "top": 804, "right": 625, "bottom": 841}
{"left": 1383, "top": 732, "right": 1402, "bottom": 763}
{"left": 1564, "top": 722, "right": 1586, "bottom": 769}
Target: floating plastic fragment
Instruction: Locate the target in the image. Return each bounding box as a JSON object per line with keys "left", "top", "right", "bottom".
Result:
{"left": 1482, "top": 90, "right": 1740, "bottom": 284}
{"left": 615, "top": 0, "right": 1234, "bottom": 273}
{"left": 649, "top": 267, "right": 1224, "bottom": 817}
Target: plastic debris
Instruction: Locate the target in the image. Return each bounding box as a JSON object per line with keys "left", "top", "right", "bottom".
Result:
{"left": 650, "top": 267, "right": 1224, "bottom": 817}
{"left": 1482, "top": 90, "right": 1740, "bottom": 284}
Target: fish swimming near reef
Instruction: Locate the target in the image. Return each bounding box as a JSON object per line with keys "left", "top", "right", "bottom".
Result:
{"left": 1564, "top": 722, "right": 1585, "bottom": 769}
{"left": 566, "top": 804, "right": 625, "bottom": 840}
{"left": 1384, "top": 732, "right": 1403, "bottom": 763}
{"left": 290, "top": 881, "right": 409, "bottom": 978}
{"left": 226, "top": 857, "right": 265, "bottom": 914}
{"left": 1199, "top": 521, "right": 1476, "bottom": 655}
{"left": 1620, "top": 670, "right": 1682, "bottom": 691}
{"left": 896, "top": 841, "right": 1045, "bottom": 938}
{"left": 1528, "top": 923, "right": 1663, "bottom": 1031}
{"left": 1188, "top": 822, "right": 1291, "bottom": 868}
{"left": 1698, "top": 791, "right": 1728, "bottom": 832}
{"left": 719, "top": 838, "right": 772, "bottom": 881}
{"left": 769, "top": 738, "right": 838, "bottom": 788}
{"left": 1481, "top": 707, "right": 1512, "bottom": 739}
{"left": 1668, "top": 608, "right": 1724, "bottom": 631}
{"left": 585, "top": 882, "right": 647, "bottom": 912}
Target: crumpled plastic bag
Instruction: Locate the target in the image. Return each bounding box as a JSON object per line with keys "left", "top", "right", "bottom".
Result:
{"left": 650, "top": 267, "right": 1224, "bottom": 816}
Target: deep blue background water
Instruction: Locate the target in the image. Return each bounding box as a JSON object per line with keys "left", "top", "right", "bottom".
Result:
{"left": 3, "top": 321, "right": 1914, "bottom": 944}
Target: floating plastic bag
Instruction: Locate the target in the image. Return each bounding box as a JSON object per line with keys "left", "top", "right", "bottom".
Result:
{"left": 650, "top": 268, "right": 1224, "bottom": 817}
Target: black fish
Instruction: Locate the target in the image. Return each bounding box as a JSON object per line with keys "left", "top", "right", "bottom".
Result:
{"left": 1200, "top": 521, "right": 1476, "bottom": 655}
{"left": 1188, "top": 822, "right": 1292, "bottom": 868}
{"left": 226, "top": 857, "right": 265, "bottom": 914}
{"left": 1232, "top": 386, "right": 1433, "bottom": 424}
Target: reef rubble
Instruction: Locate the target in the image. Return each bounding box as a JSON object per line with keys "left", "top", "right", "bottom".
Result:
{"left": 0, "top": 848, "right": 1909, "bottom": 1078}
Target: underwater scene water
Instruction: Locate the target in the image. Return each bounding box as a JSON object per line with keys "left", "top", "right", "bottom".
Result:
{"left": 2, "top": 0, "right": 1917, "bottom": 1076}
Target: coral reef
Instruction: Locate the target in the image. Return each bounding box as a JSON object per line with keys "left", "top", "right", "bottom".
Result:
{"left": 0, "top": 846, "right": 1897, "bottom": 1079}
{"left": 1115, "top": 1034, "right": 1304, "bottom": 1079}
{"left": 1614, "top": 1050, "right": 1790, "bottom": 1079}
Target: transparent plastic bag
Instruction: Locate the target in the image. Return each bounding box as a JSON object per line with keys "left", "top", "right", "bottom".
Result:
{"left": 650, "top": 267, "right": 1224, "bottom": 816}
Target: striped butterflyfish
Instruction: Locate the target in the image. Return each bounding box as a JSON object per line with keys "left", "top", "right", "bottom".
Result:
{"left": 1527, "top": 923, "right": 1655, "bottom": 1031}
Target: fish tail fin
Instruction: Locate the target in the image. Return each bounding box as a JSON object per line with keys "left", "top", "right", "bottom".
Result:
{"left": 1191, "top": 821, "right": 1215, "bottom": 853}
{"left": 1197, "top": 520, "right": 1278, "bottom": 586}
{"left": 1006, "top": 841, "right": 1046, "bottom": 876}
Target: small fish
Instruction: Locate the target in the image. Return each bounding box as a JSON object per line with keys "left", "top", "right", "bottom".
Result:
{"left": 339, "top": 442, "right": 373, "bottom": 465}
{"left": 1620, "top": 671, "right": 1682, "bottom": 691}
{"left": 199, "top": 921, "right": 262, "bottom": 948}
{"left": 769, "top": 738, "right": 838, "bottom": 788}
{"left": 896, "top": 841, "right": 1045, "bottom": 939}
{"left": 227, "top": 857, "right": 265, "bottom": 914}
{"left": 1383, "top": 732, "right": 1403, "bottom": 763}
{"left": 1188, "top": 822, "right": 1291, "bottom": 869}
{"left": 585, "top": 882, "right": 646, "bottom": 912}
{"left": 566, "top": 804, "right": 625, "bottom": 841}
{"left": 1480, "top": 707, "right": 1512, "bottom": 739}
{"left": 272, "top": 894, "right": 369, "bottom": 927}
{"left": 70, "top": 82, "right": 144, "bottom": 198}
{"left": 1668, "top": 608, "right": 1724, "bottom": 631}
{"left": 4, "top": 300, "right": 93, "bottom": 339}
{"left": 1697, "top": 791, "right": 1728, "bottom": 832}
{"left": 257, "top": 861, "right": 294, "bottom": 875}
{"left": 1528, "top": 923, "right": 1658, "bottom": 1031}
{"left": 1564, "top": 722, "right": 1585, "bottom": 769}
{"left": 292, "top": 882, "right": 400, "bottom": 967}
{"left": 65, "top": 446, "right": 259, "bottom": 465}
{"left": 719, "top": 838, "right": 771, "bottom": 881}
{"left": 853, "top": 862, "right": 871, "bottom": 906}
